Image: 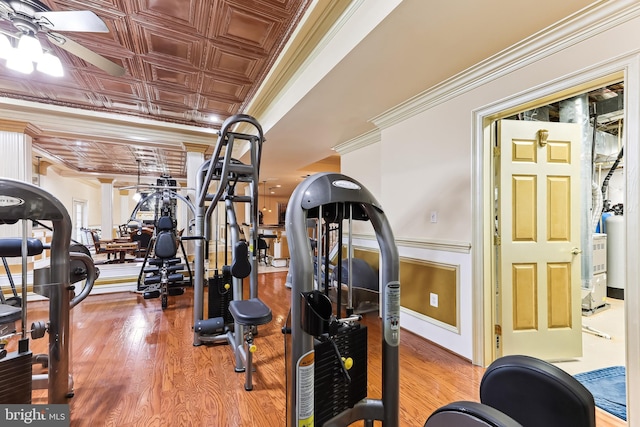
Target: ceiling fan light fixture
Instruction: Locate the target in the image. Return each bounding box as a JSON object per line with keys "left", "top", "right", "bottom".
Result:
{"left": 0, "top": 34, "right": 11, "bottom": 60}
{"left": 37, "top": 51, "right": 64, "bottom": 77}
{"left": 17, "top": 33, "right": 43, "bottom": 63}
{"left": 6, "top": 49, "right": 34, "bottom": 74}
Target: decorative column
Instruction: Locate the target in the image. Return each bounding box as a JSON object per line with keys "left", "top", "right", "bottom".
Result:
{"left": 97, "top": 178, "right": 114, "bottom": 239}
{"left": 0, "top": 119, "right": 36, "bottom": 239}
{"left": 119, "top": 189, "right": 130, "bottom": 226}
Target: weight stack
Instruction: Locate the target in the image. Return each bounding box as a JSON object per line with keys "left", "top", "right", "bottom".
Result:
{"left": 207, "top": 275, "right": 234, "bottom": 324}
{"left": 0, "top": 351, "right": 32, "bottom": 404}
{"left": 314, "top": 324, "right": 367, "bottom": 426}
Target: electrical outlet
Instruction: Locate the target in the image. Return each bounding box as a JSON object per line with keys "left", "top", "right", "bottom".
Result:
{"left": 430, "top": 292, "right": 439, "bottom": 308}
{"left": 430, "top": 211, "right": 437, "bottom": 223}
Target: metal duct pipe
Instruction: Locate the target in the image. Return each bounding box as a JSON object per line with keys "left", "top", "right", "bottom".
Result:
{"left": 559, "top": 94, "right": 592, "bottom": 290}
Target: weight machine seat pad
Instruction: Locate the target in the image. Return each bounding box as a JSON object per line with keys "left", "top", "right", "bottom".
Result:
{"left": 228, "top": 298, "right": 272, "bottom": 326}
{"left": 0, "top": 238, "right": 44, "bottom": 257}
{"left": 154, "top": 232, "right": 178, "bottom": 259}
{"left": 480, "top": 355, "right": 596, "bottom": 427}
{"left": 156, "top": 216, "right": 174, "bottom": 232}
{"left": 0, "top": 303, "right": 21, "bottom": 325}
{"left": 230, "top": 241, "right": 250, "bottom": 279}
{"left": 425, "top": 401, "right": 523, "bottom": 427}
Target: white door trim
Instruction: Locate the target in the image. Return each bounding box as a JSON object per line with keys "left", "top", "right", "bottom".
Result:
{"left": 472, "top": 54, "right": 639, "bottom": 423}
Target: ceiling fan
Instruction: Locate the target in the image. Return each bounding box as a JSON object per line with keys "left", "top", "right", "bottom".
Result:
{"left": 0, "top": 0, "right": 125, "bottom": 76}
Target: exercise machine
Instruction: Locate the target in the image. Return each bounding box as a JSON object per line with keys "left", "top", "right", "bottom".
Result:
{"left": 192, "top": 114, "right": 272, "bottom": 391}
{"left": 285, "top": 172, "right": 400, "bottom": 426}
{"left": 308, "top": 219, "right": 379, "bottom": 315}
{"left": 480, "top": 355, "right": 596, "bottom": 427}
{"left": 139, "top": 215, "right": 189, "bottom": 309}
{"left": 0, "top": 178, "right": 98, "bottom": 404}
{"left": 128, "top": 175, "right": 195, "bottom": 307}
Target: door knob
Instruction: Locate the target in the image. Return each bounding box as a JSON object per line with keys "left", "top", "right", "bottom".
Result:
{"left": 571, "top": 247, "right": 582, "bottom": 255}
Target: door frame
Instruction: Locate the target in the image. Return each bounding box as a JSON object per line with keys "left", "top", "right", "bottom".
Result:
{"left": 471, "top": 55, "right": 640, "bottom": 420}
{"left": 72, "top": 198, "right": 88, "bottom": 243}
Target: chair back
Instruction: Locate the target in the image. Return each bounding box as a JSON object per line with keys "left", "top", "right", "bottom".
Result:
{"left": 480, "top": 355, "right": 596, "bottom": 427}
{"left": 258, "top": 237, "right": 268, "bottom": 250}
{"left": 131, "top": 229, "right": 153, "bottom": 257}
{"left": 89, "top": 230, "right": 105, "bottom": 253}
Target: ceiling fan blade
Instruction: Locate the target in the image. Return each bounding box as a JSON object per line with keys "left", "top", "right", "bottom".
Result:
{"left": 35, "top": 10, "right": 108, "bottom": 32}
{"left": 46, "top": 32, "right": 125, "bottom": 77}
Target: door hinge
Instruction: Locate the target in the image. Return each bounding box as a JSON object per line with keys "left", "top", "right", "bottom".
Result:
{"left": 494, "top": 235, "right": 501, "bottom": 246}
{"left": 493, "top": 146, "right": 500, "bottom": 157}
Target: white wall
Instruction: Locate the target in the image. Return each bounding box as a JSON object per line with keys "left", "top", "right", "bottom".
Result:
{"left": 340, "top": 134, "right": 381, "bottom": 236}
{"left": 40, "top": 168, "right": 102, "bottom": 229}
{"left": 341, "top": 6, "right": 640, "bottom": 363}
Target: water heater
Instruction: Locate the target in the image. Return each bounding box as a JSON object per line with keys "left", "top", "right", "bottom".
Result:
{"left": 605, "top": 215, "right": 625, "bottom": 299}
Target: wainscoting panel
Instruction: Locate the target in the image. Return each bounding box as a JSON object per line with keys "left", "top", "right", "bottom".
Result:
{"left": 400, "top": 258, "right": 459, "bottom": 331}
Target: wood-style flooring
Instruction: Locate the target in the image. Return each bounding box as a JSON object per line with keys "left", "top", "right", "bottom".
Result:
{"left": 9, "top": 271, "right": 625, "bottom": 426}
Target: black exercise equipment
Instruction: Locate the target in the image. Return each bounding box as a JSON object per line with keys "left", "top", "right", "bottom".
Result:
{"left": 424, "top": 401, "right": 522, "bottom": 427}
{"left": 480, "top": 355, "right": 596, "bottom": 427}
{"left": 129, "top": 174, "right": 195, "bottom": 301}
{"left": 192, "top": 114, "right": 272, "bottom": 391}
{"left": 0, "top": 178, "right": 97, "bottom": 404}
{"left": 286, "top": 172, "right": 400, "bottom": 426}
{"left": 140, "top": 215, "right": 188, "bottom": 309}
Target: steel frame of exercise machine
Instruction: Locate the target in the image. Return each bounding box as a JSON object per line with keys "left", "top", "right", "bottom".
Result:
{"left": 0, "top": 178, "right": 97, "bottom": 404}
{"left": 286, "top": 172, "right": 400, "bottom": 426}
{"left": 192, "top": 114, "right": 272, "bottom": 391}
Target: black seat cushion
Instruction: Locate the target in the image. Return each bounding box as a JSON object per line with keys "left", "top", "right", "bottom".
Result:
{"left": 0, "top": 303, "right": 22, "bottom": 325}
{"left": 156, "top": 216, "right": 174, "bottom": 232}
{"left": 480, "top": 355, "right": 595, "bottom": 427}
{"left": 228, "top": 298, "right": 272, "bottom": 326}
{"left": 154, "top": 231, "right": 177, "bottom": 259}
{"left": 425, "top": 401, "right": 522, "bottom": 427}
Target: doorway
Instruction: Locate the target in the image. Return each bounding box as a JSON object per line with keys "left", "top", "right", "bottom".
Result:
{"left": 490, "top": 83, "right": 625, "bottom": 370}
{"left": 72, "top": 199, "right": 88, "bottom": 244}
{"left": 474, "top": 75, "right": 634, "bottom": 422}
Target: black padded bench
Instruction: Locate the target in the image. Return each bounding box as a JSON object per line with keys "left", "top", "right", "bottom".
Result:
{"left": 0, "top": 304, "right": 21, "bottom": 326}
{"left": 480, "top": 355, "right": 596, "bottom": 427}
{"left": 0, "top": 238, "right": 42, "bottom": 332}
{"left": 228, "top": 298, "right": 272, "bottom": 327}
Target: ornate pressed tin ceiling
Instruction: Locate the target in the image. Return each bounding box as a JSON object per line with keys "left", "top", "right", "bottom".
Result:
{"left": 0, "top": 0, "right": 309, "bottom": 182}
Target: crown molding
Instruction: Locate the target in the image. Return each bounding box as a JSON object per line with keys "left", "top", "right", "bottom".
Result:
{"left": 0, "top": 118, "right": 41, "bottom": 138}
{"left": 333, "top": 128, "right": 380, "bottom": 155}
{"left": 371, "top": 0, "right": 640, "bottom": 130}
{"left": 246, "top": 0, "right": 356, "bottom": 121}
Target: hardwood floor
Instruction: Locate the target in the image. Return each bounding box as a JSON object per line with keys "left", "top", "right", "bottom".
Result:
{"left": 10, "top": 271, "right": 625, "bottom": 426}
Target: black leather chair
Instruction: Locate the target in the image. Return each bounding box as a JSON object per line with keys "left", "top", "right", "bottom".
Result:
{"left": 130, "top": 228, "right": 152, "bottom": 258}
{"left": 257, "top": 237, "right": 269, "bottom": 265}
{"left": 480, "top": 355, "right": 596, "bottom": 427}
{"left": 424, "top": 401, "right": 522, "bottom": 427}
